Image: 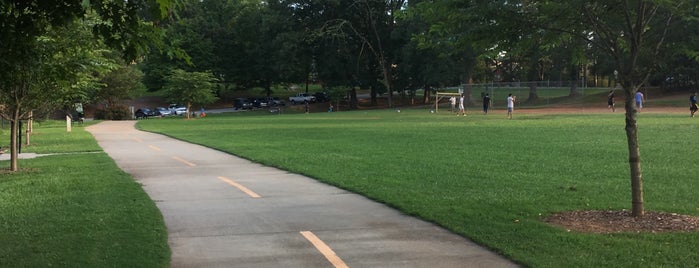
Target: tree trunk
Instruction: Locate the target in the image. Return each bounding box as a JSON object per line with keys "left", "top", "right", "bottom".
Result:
{"left": 423, "top": 84, "right": 431, "bottom": 104}
{"left": 458, "top": 72, "right": 476, "bottom": 106}
{"left": 526, "top": 46, "right": 540, "bottom": 102}
{"left": 624, "top": 88, "right": 644, "bottom": 217}
{"left": 349, "top": 87, "right": 358, "bottom": 109}
{"left": 462, "top": 83, "right": 475, "bottom": 106}
{"left": 382, "top": 65, "right": 393, "bottom": 108}
{"left": 569, "top": 64, "right": 581, "bottom": 96}
{"left": 370, "top": 85, "right": 377, "bottom": 106}
{"left": 9, "top": 108, "right": 20, "bottom": 172}
{"left": 527, "top": 83, "right": 539, "bottom": 102}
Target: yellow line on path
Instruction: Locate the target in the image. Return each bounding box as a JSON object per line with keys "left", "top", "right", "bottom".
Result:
{"left": 148, "top": 145, "right": 161, "bottom": 151}
{"left": 172, "top": 156, "right": 196, "bottom": 167}
{"left": 300, "top": 231, "right": 349, "bottom": 268}
{"left": 217, "top": 176, "right": 261, "bottom": 198}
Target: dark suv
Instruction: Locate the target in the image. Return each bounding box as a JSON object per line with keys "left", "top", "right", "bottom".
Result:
{"left": 233, "top": 98, "right": 253, "bottom": 110}
{"left": 265, "top": 97, "right": 285, "bottom": 107}
{"left": 135, "top": 108, "right": 157, "bottom": 119}
{"left": 314, "top": 91, "right": 330, "bottom": 102}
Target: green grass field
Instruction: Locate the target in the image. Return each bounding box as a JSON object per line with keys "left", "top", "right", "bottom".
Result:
{"left": 0, "top": 121, "right": 170, "bottom": 267}
{"left": 137, "top": 109, "right": 699, "bottom": 268}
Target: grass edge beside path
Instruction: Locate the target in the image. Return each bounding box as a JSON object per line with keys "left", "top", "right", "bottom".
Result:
{"left": 0, "top": 121, "right": 170, "bottom": 267}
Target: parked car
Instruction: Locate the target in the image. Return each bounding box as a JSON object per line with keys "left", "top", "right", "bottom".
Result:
{"left": 265, "top": 97, "right": 285, "bottom": 107}
{"left": 169, "top": 104, "right": 187, "bottom": 115}
{"left": 135, "top": 108, "right": 157, "bottom": 119}
{"left": 233, "top": 98, "right": 253, "bottom": 110}
{"left": 313, "top": 92, "right": 330, "bottom": 102}
{"left": 250, "top": 97, "right": 270, "bottom": 108}
{"left": 156, "top": 107, "right": 172, "bottom": 116}
{"left": 288, "top": 93, "right": 316, "bottom": 104}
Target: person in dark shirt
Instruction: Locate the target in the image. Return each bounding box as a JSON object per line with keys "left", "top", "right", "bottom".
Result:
{"left": 483, "top": 93, "right": 491, "bottom": 114}
{"left": 690, "top": 92, "right": 697, "bottom": 117}
{"left": 607, "top": 90, "right": 616, "bottom": 112}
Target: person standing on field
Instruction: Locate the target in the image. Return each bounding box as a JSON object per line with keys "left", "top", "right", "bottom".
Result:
{"left": 483, "top": 93, "right": 491, "bottom": 114}
{"left": 690, "top": 92, "right": 698, "bottom": 117}
{"left": 507, "top": 93, "right": 515, "bottom": 119}
{"left": 457, "top": 93, "right": 466, "bottom": 116}
{"left": 635, "top": 90, "right": 645, "bottom": 112}
{"left": 450, "top": 96, "right": 456, "bottom": 113}
{"left": 607, "top": 90, "right": 616, "bottom": 112}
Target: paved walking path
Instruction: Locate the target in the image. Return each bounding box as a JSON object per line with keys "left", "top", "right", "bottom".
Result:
{"left": 86, "top": 121, "right": 519, "bottom": 268}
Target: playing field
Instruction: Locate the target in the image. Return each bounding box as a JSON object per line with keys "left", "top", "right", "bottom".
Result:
{"left": 138, "top": 108, "right": 699, "bottom": 267}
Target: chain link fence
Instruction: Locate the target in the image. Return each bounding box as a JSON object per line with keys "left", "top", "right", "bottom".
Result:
{"left": 434, "top": 81, "right": 618, "bottom": 111}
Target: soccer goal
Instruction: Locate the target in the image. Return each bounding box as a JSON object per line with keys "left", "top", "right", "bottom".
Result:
{"left": 434, "top": 91, "right": 462, "bottom": 113}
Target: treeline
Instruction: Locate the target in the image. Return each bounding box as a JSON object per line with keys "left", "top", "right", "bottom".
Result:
{"left": 140, "top": 0, "right": 699, "bottom": 107}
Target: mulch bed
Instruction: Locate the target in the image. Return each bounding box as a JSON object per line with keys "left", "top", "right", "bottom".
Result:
{"left": 545, "top": 210, "right": 699, "bottom": 234}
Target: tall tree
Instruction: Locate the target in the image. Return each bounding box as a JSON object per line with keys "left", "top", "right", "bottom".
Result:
{"left": 538, "top": 0, "right": 697, "bottom": 216}
{"left": 398, "top": 3, "right": 461, "bottom": 105}
{"left": 0, "top": 0, "right": 174, "bottom": 171}
{"left": 96, "top": 64, "right": 146, "bottom": 108}
{"left": 324, "top": 0, "right": 407, "bottom": 108}
{"left": 164, "top": 69, "right": 219, "bottom": 119}
{"left": 412, "top": 0, "right": 506, "bottom": 105}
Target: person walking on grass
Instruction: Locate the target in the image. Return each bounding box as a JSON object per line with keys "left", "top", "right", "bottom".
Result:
{"left": 507, "top": 93, "right": 515, "bottom": 119}
{"left": 450, "top": 96, "right": 456, "bottom": 113}
{"left": 635, "top": 90, "right": 645, "bottom": 112}
{"left": 483, "top": 93, "right": 491, "bottom": 114}
{"left": 457, "top": 93, "right": 466, "bottom": 116}
{"left": 690, "top": 92, "right": 698, "bottom": 117}
{"left": 607, "top": 90, "right": 616, "bottom": 112}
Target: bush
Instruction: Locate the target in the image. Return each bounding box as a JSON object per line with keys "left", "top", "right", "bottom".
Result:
{"left": 94, "top": 106, "right": 132, "bottom": 120}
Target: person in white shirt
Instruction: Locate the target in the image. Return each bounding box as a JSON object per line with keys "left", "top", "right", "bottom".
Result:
{"left": 458, "top": 94, "right": 466, "bottom": 116}
{"left": 449, "top": 96, "right": 456, "bottom": 113}
{"left": 507, "top": 93, "right": 516, "bottom": 119}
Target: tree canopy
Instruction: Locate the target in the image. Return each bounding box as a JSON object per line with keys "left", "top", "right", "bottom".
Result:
{"left": 164, "top": 69, "right": 219, "bottom": 118}
{"left": 0, "top": 0, "right": 175, "bottom": 171}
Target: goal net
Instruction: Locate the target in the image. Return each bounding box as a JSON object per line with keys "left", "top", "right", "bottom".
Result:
{"left": 434, "top": 91, "right": 462, "bottom": 113}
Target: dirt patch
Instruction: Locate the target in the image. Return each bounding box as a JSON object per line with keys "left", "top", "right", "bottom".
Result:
{"left": 545, "top": 210, "right": 699, "bottom": 234}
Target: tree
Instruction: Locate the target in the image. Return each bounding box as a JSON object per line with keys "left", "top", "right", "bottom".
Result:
{"left": 411, "top": 0, "right": 697, "bottom": 217}
{"left": 96, "top": 64, "right": 146, "bottom": 108}
{"left": 537, "top": 0, "right": 697, "bottom": 216}
{"left": 397, "top": 3, "right": 461, "bottom": 105}
{"left": 0, "top": 0, "right": 174, "bottom": 172}
{"left": 323, "top": 0, "right": 407, "bottom": 108}
{"left": 163, "top": 69, "right": 219, "bottom": 119}
{"left": 0, "top": 14, "right": 110, "bottom": 171}
{"left": 412, "top": 0, "right": 506, "bottom": 105}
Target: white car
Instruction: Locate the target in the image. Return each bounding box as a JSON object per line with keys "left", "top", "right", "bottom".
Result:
{"left": 156, "top": 107, "right": 172, "bottom": 116}
{"left": 169, "top": 104, "right": 187, "bottom": 115}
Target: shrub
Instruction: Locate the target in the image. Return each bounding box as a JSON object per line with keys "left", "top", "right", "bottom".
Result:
{"left": 94, "top": 106, "right": 132, "bottom": 120}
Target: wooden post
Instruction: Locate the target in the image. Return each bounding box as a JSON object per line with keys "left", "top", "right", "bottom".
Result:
{"left": 66, "top": 115, "right": 72, "bottom": 132}
{"left": 435, "top": 92, "right": 438, "bottom": 113}
{"left": 25, "top": 111, "right": 32, "bottom": 145}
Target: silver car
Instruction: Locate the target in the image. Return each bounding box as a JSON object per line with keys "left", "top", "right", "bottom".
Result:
{"left": 156, "top": 107, "right": 173, "bottom": 116}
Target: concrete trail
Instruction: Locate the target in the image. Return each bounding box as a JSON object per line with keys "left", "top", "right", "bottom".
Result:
{"left": 86, "top": 121, "right": 518, "bottom": 268}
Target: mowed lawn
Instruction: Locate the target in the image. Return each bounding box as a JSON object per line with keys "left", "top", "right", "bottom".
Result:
{"left": 138, "top": 108, "right": 699, "bottom": 268}
{"left": 0, "top": 121, "right": 169, "bottom": 267}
